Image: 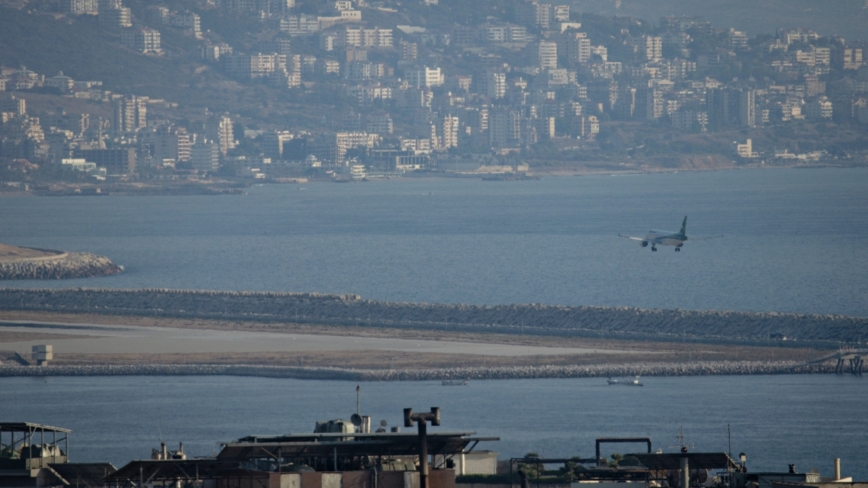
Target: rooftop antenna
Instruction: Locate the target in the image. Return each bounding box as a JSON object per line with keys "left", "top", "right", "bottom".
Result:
{"left": 356, "top": 385, "right": 360, "bottom": 417}
{"left": 728, "top": 424, "right": 732, "bottom": 459}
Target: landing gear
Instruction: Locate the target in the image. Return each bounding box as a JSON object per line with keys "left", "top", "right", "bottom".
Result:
{"left": 641, "top": 241, "right": 648, "bottom": 248}
{"left": 675, "top": 248, "right": 681, "bottom": 252}
{"left": 651, "top": 246, "right": 657, "bottom": 252}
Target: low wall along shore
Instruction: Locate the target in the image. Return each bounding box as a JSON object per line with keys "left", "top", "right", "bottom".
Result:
{"left": 0, "top": 250, "right": 122, "bottom": 280}
{"left": 1, "top": 288, "right": 866, "bottom": 347}
{"left": 0, "top": 360, "right": 834, "bottom": 381}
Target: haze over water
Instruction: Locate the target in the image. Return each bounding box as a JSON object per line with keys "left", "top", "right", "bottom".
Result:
{"left": 2, "top": 168, "right": 868, "bottom": 317}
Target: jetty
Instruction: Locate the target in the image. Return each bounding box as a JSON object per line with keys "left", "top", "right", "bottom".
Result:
{"left": 0, "top": 244, "right": 121, "bottom": 280}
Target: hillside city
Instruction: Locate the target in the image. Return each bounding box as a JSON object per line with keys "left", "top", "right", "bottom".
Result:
{"left": 1, "top": 0, "right": 867, "bottom": 190}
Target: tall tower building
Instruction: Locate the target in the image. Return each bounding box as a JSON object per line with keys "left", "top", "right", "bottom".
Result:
{"left": 644, "top": 36, "right": 663, "bottom": 62}
{"left": 207, "top": 114, "right": 236, "bottom": 155}
{"left": 538, "top": 41, "right": 558, "bottom": 70}
{"left": 739, "top": 89, "right": 756, "bottom": 128}
{"left": 112, "top": 95, "right": 146, "bottom": 134}
{"left": 482, "top": 72, "right": 507, "bottom": 99}
{"left": 440, "top": 115, "right": 459, "bottom": 149}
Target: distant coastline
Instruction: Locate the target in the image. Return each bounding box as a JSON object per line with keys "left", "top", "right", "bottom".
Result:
{"left": 3, "top": 163, "right": 865, "bottom": 198}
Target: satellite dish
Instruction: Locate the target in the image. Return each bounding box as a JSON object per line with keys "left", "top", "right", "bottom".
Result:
{"left": 380, "top": 420, "right": 388, "bottom": 427}
{"left": 351, "top": 414, "right": 363, "bottom": 426}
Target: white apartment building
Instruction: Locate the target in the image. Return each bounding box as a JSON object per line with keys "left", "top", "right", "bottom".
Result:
{"left": 224, "top": 54, "right": 287, "bottom": 79}
{"left": 439, "top": 115, "right": 459, "bottom": 149}
{"left": 112, "top": 95, "right": 147, "bottom": 133}
{"left": 405, "top": 67, "right": 443, "bottom": 88}
{"left": 280, "top": 14, "right": 320, "bottom": 36}
{"left": 644, "top": 36, "right": 663, "bottom": 61}
{"left": 538, "top": 41, "right": 557, "bottom": 69}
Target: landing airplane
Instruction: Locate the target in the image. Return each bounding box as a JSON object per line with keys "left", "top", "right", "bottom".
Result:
{"left": 619, "top": 216, "right": 721, "bottom": 252}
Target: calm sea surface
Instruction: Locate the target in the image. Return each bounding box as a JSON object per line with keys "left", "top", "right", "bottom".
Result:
{"left": 1, "top": 168, "right": 867, "bottom": 316}
{"left": 0, "top": 375, "right": 865, "bottom": 478}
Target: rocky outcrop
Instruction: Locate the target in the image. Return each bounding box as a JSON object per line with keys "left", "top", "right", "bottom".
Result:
{"left": 0, "top": 253, "right": 122, "bottom": 280}
{"left": 0, "top": 360, "right": 834, "bottom": 381}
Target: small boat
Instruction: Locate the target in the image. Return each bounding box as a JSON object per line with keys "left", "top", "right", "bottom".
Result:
{"left": 442, "top": 379, "right": 468, "bottom": 386}
{"left": 607, "top": 376, "right": 643, "bottom": 386}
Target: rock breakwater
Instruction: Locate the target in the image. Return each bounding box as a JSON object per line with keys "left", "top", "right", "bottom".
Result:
{"left": 0, "top": 253, "right": 122, "bottom": 280}
{"left": 0, "top": 360, "right": 833, "bottom": 381}
{"left": 1, "top": 288, "right": 866, "bottom": 346}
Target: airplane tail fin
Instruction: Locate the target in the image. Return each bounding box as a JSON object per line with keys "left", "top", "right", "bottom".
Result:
{"left": 680, "top": 216, "right": 687, "bottom": 235}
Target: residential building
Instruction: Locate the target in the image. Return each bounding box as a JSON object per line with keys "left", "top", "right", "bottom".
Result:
{"left": 262, "top": 130, "right": 294, "bottom": 160}
{"left": 538, "top": 41, "right": 557, "bottom": 69}
{"left": 99, "top": 7, "right": 132, "bottom": 28}
{"left": 112, "top": 95, "right": 147, "bottom": 133}
{"left": 517, "top": 1, "right": 552, "bottom": 30}
{"left": 480, "top": 72, "right": 506, "bottom": 99}
{"left": 489, "top": 110, "right": 521, "bottom": 148}
{"left": 207, "top": 114, "right": 236, "bottom": 155}
{"left": 73, "top": 148, "right": 137, "bottom": 174}
{"left": 644, "top": 36, "right": 663, "bottom": 62}
{"left": 147, "top": 127, "right": 192, "bottom": 163}
{"left": 224, "top": 54, "right": 287, "bottom": 79}
{"left": 439, "top": 115, "right": 459, "bottom": 149}
{"left": 45, "top": 72, "right": 75, "bottom": 92}
{"left": 121, "top": 28, "right": 162, "bottom": 54}
{"left": 739, "top": 89, "right": 756, "bottom": 128}
{"left": 64, "top": 0, "right": 98, "bottom": 15}
{"left": 805, "top": 97, "right": 833, "bottom": 119}
{"left": 405, "top": 67, "right": 443, "bottom": 87}
{"left": 190, "top": 139, "right": 221, "bottom": 172}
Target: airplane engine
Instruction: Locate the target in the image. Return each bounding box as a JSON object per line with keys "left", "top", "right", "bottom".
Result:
{"left": 641, "top": 241, "right": 648, "bottom": 247}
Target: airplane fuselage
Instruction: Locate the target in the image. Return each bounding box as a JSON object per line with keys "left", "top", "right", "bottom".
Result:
{"left": 643, "top": 229, "right": 687, "bottom": 250}
{"left": 645, "top": 230, "right": 686, "bottom": 244}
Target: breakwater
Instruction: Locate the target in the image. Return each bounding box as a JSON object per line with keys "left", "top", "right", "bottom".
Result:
{"left": 1, "top": 288, "right": 866, "bottom": 347}
{"left": 0, "top": 360, "right": 833, "bottom": 381}
{"left": 0, "top": 253, "right": 122, "bottom": 280}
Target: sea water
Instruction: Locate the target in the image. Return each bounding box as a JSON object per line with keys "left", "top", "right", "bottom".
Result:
{"left": 1, "top": 168, "right": 867, "bottom": 316}
{"left": 0, "top": 375, "right": 865, "bottom": 478}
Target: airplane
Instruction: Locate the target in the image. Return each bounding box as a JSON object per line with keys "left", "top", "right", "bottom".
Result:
{"left": 619, "top": 216, "right": 721, "bottom": 252}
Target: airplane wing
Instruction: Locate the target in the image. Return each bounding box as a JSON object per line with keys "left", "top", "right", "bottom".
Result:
{"left": 689, "top": 235, "right": 724, "bottom": 241}
{"left": 618, "top": 234, "right": 645, "bottom": 241}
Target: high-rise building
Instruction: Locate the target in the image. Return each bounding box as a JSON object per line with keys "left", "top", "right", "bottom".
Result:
{"left": 644, "top": 36, "right": 663, "bottom": 62}
{"left": 440, "top": 115, "right": 459, "bottom": 149}
{"left": 739, "top": 89, "right": 756, "bottom": 128}
{"left": 563, "top": 33, "right": 591, "bottom": 63}
{"left": 112, "top": 95, "right": 147, "bottom": 133}
{"left": 517, "top": 1, "right": 552, "bottom": 30}
{"left": 190, "top": 139, "right": 220, "bottom": 172}
{"left": 148, "top": 127, "right": 192, "bottom": 163}
{"left": 207, "top": 114, "right": 236, "bottom": 155}
{"left": 538, "top": 41, "right": 558, "bottom": 69}
{"left": 489, "top": 110, "right": 521, "bottom": 148}
{"left": 480, "top": 72, "right": 507, "bottom": 99}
